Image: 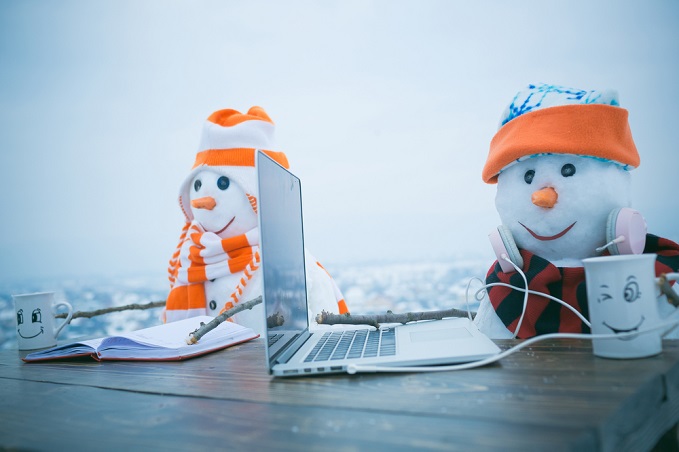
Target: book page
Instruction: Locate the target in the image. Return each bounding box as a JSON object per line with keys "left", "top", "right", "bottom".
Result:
{"left": 23, "top": 337, "right": 104, "bottom": 361}
{"left": 105, "top": 316, "right": 249, "bottom": 348}
{"left": 24, "top": 316, "right": 258, "bottom": 362}
{"left": 96, "top": 316, "right": 258, "bottom": 360}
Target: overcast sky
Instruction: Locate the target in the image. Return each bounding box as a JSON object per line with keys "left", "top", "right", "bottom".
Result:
{"left": 1, "top": 0, "right": 678, "bottom": 283}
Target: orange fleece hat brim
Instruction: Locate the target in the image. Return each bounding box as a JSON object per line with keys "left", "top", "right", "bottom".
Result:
{"left": 482, "top": 104, "right": 639, "bottom": 184}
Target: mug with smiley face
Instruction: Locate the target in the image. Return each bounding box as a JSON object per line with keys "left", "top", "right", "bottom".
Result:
{"left": 582, "top": 254, "right": 679, "bottom": 359}
{"left": 12, "top": 292, "right": 73, "bottom": 350}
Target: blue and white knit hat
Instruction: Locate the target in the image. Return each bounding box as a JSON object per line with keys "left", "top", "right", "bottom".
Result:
{"left": 482, "top": 83, "right": 640, "bottom": 183}
{"left": 498, "top": 83, "right": 619, "bottom": 127}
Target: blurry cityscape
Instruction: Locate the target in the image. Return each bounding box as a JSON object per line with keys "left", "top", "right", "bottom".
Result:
{"left": 0, "top": 259, "right": 490, "bottom": 349}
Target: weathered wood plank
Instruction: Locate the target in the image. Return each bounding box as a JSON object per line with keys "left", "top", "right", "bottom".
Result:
{"left": 4, "top": 341, "right": 677, "bottom": 417}
{"left": 0, "top": 379, "right": 597, "bottom": 451}
{"left": 1, "top": 339, "right": 677, "bottom": 451}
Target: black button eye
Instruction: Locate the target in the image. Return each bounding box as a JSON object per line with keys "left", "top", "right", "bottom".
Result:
{"left": 217, "top": 176, "right": 230, "bottom": 190}
{"left": 561, "top": 164, "right": 576, "bottom": 177}
{"left": 524, "top": 170, "right": 535, "bottom": 184}
{"left": 194, "top": 179, "right": 202, "bottom": 192}
{"left": 17, "top": 309, "right": 23, "bottom": 325}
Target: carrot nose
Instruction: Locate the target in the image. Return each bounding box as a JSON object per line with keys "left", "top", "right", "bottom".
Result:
{"left": 531, "top": 187, "right": 558, "bottom": 208}
{"left": 191, "top": 196, "right": 216, "bottom": 210}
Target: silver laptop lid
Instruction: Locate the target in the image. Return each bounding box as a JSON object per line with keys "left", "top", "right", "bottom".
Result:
{"left": 256, "top": 151, "right": 311, "bottom": 370}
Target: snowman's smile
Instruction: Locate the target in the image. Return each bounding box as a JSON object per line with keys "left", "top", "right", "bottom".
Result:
{"left": 215, "top": 216, "right": 236, "bottom": 235}
{"left": 519, "top": 221, "right": 577, "bottom": 241}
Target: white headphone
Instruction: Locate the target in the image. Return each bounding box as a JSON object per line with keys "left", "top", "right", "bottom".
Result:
{"left": 489, "top": 207, "right": 648, "bottom": 273}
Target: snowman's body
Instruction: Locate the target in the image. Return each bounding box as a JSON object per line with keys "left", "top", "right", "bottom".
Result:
{"left": 474, "top": 84, "right": 679, "bottom": 339}
{"left": 475, "top": 155, "right": 634, "bottom": 339}
{"left": 165, "top": 107, "right": 348, "bottom": 336}
{"left": 203, "top": 259, "right": 265, "bottom": 329}
{"left": 188, "top": 168, "right": 265, "bottom": 331}
{"left": 201, "top": 247, "right": 343, "bottom": 334}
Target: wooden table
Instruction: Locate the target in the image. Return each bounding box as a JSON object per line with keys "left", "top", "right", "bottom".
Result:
{"left": 1, "top": 338, "right": 678, "bottom": 451}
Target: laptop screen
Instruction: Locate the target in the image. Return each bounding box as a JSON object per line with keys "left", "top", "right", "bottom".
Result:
{"left": 256, "top": 152, "right": 310, "bottom": 367}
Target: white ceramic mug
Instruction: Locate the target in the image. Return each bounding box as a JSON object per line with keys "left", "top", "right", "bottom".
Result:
{"left": 582, "top": 254, "right": 679, "bottom": 359}
{"left": 13, "top": 292, "right": 73, "bottom": 350}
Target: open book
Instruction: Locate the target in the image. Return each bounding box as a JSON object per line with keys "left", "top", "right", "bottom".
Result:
{"left": 23, "top": 316, "right": 258, "bottom": 362}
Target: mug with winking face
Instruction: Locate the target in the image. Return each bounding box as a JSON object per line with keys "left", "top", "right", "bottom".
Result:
{"left": 583, "top": 254, "right": 679, "bottom": 359}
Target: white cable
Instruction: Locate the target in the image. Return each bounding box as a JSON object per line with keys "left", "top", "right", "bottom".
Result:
{"left": 349, "top": 262, "right": 679, "bottom": 375}
{"left": 479, "top": 282, "right": 592, "bottom": 327}
{"left": 474, "top": 271, "right": 679, "bottom": 330}
{"left": 463, "top": 277, "right": 476, "bottom": 321}
{"left": 346, "top": 315, "right": 679, "bottom": 374}
{"left": 496, "top": 255, "right": 530, "bottom": 338}
{"left": 470, "top": 255, "right": 591, "bottom": 330}
{"left": 595, "top": 235, "right": 625, "bottom": 253}
{"left": 464, "top": 276, "right": 485, "bottom": 322}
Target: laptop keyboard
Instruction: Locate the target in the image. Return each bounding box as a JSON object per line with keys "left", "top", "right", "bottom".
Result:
{"left": 268, "top": 333, "right": 284, "bottom": 347}
{"left": 304, "top": 329, "right": 396, "bottom": 362}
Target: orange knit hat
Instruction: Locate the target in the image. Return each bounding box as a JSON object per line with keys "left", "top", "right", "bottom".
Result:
{"left": 179, "top": 107, "right": 290, "bottom": 221}
{"left": 482, "top": 84, "right": 640, "bottom": 184}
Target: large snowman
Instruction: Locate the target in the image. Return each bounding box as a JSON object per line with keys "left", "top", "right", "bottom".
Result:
{"left": 165, "top": 107, "right": 348, "bottom": 335}
{"left": 473, "top": 84, "right": 679, "bottom": 339}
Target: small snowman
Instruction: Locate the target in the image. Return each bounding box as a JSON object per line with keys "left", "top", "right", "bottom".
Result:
{"left": 165, "top": 107, "right": 348, "bottom": 335}
{"left": 473, "top": 84, "right": 679, "bottom": 339}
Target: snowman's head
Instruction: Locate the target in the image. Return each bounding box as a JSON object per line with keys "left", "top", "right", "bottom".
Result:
{"left": 483, "top": 84, "right": 641, "bottom": 266}
{"left": 177, "top": 107, "right": 289, "bottom": 237}
{"left": 496, "top": 155, "right": 631, "bottom": 265}
{"left": 189, "top": 169, "right": 257, "bottom": 238}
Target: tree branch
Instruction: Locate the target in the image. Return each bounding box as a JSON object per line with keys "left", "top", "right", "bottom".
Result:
{"left": 51, "top": 294, "right": 478, "bottom": 343}
{"left": 659, "top": 273, "right": 679, "bottom": 307}
{"left": 316, "top": 307, "right": 475, "bottom": 330}
{"left": 55, "top": 300, "right": 166, "bottom": 320}
{"left": 186, "top": 296, "right": 266, "bottom": 344}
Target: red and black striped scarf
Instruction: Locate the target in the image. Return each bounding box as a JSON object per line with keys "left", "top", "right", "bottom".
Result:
{"left": 486, "top": 234, "right": 679, "bottom": 338}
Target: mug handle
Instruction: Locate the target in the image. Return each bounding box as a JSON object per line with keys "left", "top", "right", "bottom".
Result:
{"left": 54, "top": 301, "right": 73, "bottom": 339}
{"left": 662, "top": 309, "right": 679, "bottom": 337}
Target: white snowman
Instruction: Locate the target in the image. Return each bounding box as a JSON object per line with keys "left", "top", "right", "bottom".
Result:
{"left": 165, "top": 107, "right": 349, "bottom": 335}
{"left": 473, "top": 83, "right": 679, "bottom": 339}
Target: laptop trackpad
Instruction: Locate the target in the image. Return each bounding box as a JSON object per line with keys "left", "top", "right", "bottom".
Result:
{"left": 410, "top": 327, "right": 472, "bottom": 342}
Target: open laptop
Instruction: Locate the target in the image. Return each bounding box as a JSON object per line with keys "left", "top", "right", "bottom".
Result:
{"left": 256, "top": 151, "right": 500, "bottom": 377}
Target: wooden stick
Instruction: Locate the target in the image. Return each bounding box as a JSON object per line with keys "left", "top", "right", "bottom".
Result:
{"left": 659, "top": 274, "right": 679, "bottom": 307}
{"left": 52, "top": 294, "right": 476, "bottom": 343}
{"left": 315, "top": 307, "right": 475, "bottom": 330}
{"left": 186, "top": 296, "right": 264, "bottom": 344}
{"left": 55, "top": 300, "right": 166, "bottom": 320}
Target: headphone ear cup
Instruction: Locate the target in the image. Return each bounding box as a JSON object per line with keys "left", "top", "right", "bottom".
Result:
{"left": 605, "top": 208, "right": 621, "bottom": 255}
{"left": 499, "top": 225, "right": 524, "bottom": 270}
{"left": 489, "top": 225, "right": 524, "bottom": 273}
{"left": 605, "top": 207, "right": 647, "bottom": 255}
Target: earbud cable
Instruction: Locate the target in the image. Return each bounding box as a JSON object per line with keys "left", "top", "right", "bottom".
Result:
{"left": 347, "top": 259, "right": 679, "bottom": 375}
{"left": 596, "top": 235, "right": 626, "bottom": 253}
{"left": 346, "top": 318, "right": 679, "bottom": 374}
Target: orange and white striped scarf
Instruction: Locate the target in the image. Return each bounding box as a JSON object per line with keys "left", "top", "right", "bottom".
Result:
{"left": 166, "top": 222, "right": 350, "bottom": 323}
{"left": 166, "top": 222, "right": 260, "bottom": 321}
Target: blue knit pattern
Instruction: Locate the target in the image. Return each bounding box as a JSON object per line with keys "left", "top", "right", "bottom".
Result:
{"left": 500, "top": 83, "right": 620, "bottom": 126}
